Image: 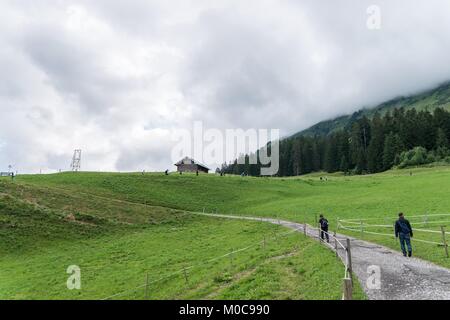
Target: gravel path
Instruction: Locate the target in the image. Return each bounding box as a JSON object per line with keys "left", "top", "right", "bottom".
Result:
{"left": 196, "top": 213, "right": 450, "bottom": 300}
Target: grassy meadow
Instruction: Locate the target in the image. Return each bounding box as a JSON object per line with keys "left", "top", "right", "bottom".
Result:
{"left": 2, "top": 165, "right": 450, "bottom": 299}
{"left": 9, "top": 165, "right": 450, "bottom": 268}
{"left": 15, "top": 166, "right": 450, "bottom": 222}
{"left": 0, "top": 178, "right": 362, "bottom": 300}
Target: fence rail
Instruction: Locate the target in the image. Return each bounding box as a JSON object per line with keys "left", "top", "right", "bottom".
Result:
{"left": 337, "top": 214, "right": 449, "bottom": 258}
{"left": 313, "top": 224, "right": 353, "bottom": 300}
{"left": 100, "top": 218, "right": 356, "bottom": 301}
{"left": 100, "top": 227, "right": 299, "bottom": 300}
{"left": 341, "top": 213, "right": 450, "bottom": 222}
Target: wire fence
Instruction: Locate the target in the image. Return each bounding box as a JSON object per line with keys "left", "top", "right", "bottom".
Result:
{"left": 342, "top": 213, "right": 450, "bottom": 222}
{"left": 99, "top": 219, "right": 358, "bottom": 301}
{"left": 3, "top": 214, "right": 357, "bottom": 300}
{"left": 2, "top": 180, "right": 357, "bottom": 300}
{"left": 100, "top": 227, "right": 300, "bottom": 300}
{"left": 309, "top": 225, "right": 354, "bottom": 300}
{"left": 194, "top": 211, "right": 356, "bottom": 300}
{"left": 337, "top": 213, "right": 450, "bottom": 258}
{"left": 100, "top": 212, "right": 449, "bottom": 300}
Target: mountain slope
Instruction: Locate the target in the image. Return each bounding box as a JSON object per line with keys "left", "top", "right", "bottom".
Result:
{"left": 0, "top": 176, "right": 354, "bottom": 300}
{"left": 293, "top": 81, "right": 450, "bottom": 138}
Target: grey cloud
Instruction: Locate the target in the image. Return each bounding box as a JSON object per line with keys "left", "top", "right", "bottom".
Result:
{"left": 84, "top": 0, "right": 163, "bottom": 36}
{"left": 1, "top": 0, "right": 450, "bottom": 172}
{"left": 180, "top": 8, "right": 310, "bottom": 129}
{"left": 115, "top": 141, "right": 174, "bottom": 172}
{"left": 180, "top": 0, "right": 450, "bottom": 133}
{"left": 19, "top": 25, "right": 126, "bottom": 114}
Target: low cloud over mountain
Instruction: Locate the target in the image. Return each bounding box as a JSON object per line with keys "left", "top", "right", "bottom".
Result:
{"left": 1, "top": 0, "right": 450, "bottom": 172}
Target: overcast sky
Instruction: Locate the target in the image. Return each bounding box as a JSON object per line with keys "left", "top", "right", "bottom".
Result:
{"left": 1, "top": 0, "right": 450, "bottom": 173}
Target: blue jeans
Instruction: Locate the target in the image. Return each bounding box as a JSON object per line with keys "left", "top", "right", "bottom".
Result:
{"left": 399, "top": 233, "right": 412, "bottom": 255}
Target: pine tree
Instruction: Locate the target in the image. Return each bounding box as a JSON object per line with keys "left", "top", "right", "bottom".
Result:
{"left": 436, "top": 127, "right": 449, "bottom": 149}
{"left": 436, "top": 127, "right": 450, "bottom": 159}
{"left": 383, "top": 132, "right": 396, "bottom": 170}
{"left": 367, "top": 113, "right": 385, "bottom": 173}
{"left": 350, "top": 118, "right": 370, "bottom": 173}
{"left": 418, "top": 111, "right": 435, "bottom": 150}
{"left": 301, "top": 139, "right": 314, "bottom": 174}
{"left": 401, "top": 109, "right": 421, "bottom": 149}
{"left": 221, "top": 103, "right": 450, "bottom": 176}
{"left": 311, "top": 140, "right": 321, "bottom": 172}
{"left": 434, "top": 108, "right": 450, "bottom": 140}
{"left": 355, "top": 148, "right": 366, "bottom": 174}
{"left": 339, "top": 155, "right": 349, "bottom": 173}
{"left": 291, "top": 139, "right": 301, "bottom": 176}
{"left": 382, "top": 132, "right": 404, "bottom": 170}
{"left": 324, "top": 135, "right": 338, "bottom": 172}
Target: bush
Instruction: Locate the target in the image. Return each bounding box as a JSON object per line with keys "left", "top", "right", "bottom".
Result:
{"left": 396, "top": 146, "right": 450, "bottom": 168}
{"left": 398, "top": 147, "right": 433, "bottom": 168}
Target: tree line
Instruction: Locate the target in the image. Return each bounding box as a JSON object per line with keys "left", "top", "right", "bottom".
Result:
{"left": 221, "top": 107, "right": 450, "bottom": 176}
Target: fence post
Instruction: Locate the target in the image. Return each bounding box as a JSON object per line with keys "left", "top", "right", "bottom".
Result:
{"left": 360, "top": 220, "right": 364, "bottom": 239}
{"left": 145, "top": 272, "right": 149, "bottom": 299}
{"left": 183, "top": 267, "right": 189, "bottom": 286}
{"left": 318, "top": 224, "right": 322, "bottom": 242}
{"left": 342, "top": 278, "right": 353, "bottom": 300}
{"left": 441, "top": 226, "right": 449, "bottom": 258}
{"left": 346, "top": 238, "right": 353, "bottom": 284}
{"left": 424, "top": 213, "right": 429, "bottom": 228}
{"left": 334, "top": 231, "right": 338, "bottom": 257}
{"left": 304, "top": 223, "right": 307, "bottom": 236}
{"left": 230, "top": 248, "right": 234, "bottom": 266}
{"left": 336, "top": 217, "right": 339, "bottom": 232}
{"left": 384, "top": 217, "right": 388, "bottom": 228}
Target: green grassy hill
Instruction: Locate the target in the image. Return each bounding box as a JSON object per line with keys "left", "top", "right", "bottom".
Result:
{"left": 293, "top": 81, "right": 450, "bottom": 137}
{"left": 0, "top": 175, "right": 362, "bottom": 300}
{"left": 3, "top": 166, "right": 450, "bottom": 299}
{"left": 16, "top": 168, "right": 450, "bottom": 224}
{"left": 10, "top": 166, "right": 450, "bottom": 268}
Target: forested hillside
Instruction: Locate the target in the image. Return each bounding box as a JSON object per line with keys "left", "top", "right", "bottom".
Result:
{"left": 293, "top": 81, "right": 450, "bottom": 138}
{"left": 223, "top": 107, "right": 450, "bottom": 176}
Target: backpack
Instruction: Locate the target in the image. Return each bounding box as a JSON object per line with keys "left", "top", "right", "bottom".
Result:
{"left": 398, "top": 220, "right": 410, "bottom": 234}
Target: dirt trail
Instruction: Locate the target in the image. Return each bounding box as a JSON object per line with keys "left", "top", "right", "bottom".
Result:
{"left": 196, "top": 213, "right": 450, "bottom": 300}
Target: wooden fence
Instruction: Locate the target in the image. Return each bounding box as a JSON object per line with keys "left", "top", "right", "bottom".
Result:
{"left": 337, "top": 214, "right": 449, "bottom": 258}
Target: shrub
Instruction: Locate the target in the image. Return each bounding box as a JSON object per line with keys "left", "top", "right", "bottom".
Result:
{"left": 398, "top": 147, "right": 432, "bottom": 168}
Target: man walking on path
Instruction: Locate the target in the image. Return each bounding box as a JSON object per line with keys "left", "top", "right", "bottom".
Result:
{"left": 319, "top": 214, "right": 330, "bottom": 243}
{"left": 395, "top": 212, "right": 413, "bottom": 257}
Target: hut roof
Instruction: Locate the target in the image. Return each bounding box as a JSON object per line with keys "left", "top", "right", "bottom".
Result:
{"left": 174, "top": 157, "right": 210, "bottom": 170}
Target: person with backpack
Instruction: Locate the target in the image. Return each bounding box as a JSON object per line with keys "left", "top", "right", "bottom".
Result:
{"left": 319, "top": 214, "right": 330, "bottom": 243}
{"left": 395, "top": 212, "right": 414, "bottom": 257}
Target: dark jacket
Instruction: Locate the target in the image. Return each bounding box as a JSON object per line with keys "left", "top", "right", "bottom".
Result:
{"left": 395, "top": 219, "right": 413, "bottom": 237}
{"left": 319, "top": 218, "right": 329, "bottom": 230}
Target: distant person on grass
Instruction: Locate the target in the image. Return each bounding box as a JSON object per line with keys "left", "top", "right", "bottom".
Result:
{"left": 395, "top": 212, "right": 413, "bottom": 257}
{"left": 319, "top": 214, "right": 330, "bottom": 243}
